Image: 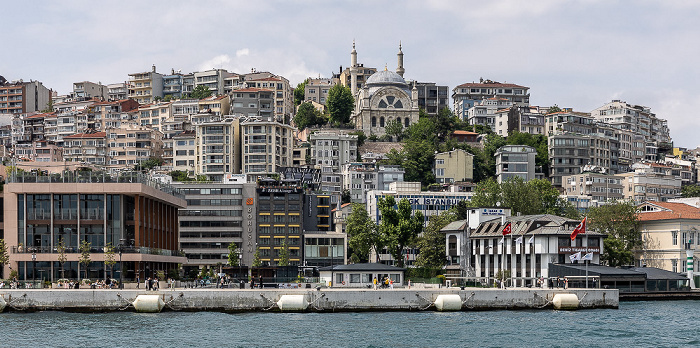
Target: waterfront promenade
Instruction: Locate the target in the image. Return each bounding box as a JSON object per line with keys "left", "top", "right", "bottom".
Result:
{"left": 0, "top": 287, "right": 617, "bottom": 312}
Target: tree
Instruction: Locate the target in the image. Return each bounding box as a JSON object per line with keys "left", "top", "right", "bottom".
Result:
{"left": 293, "top": 102, "right": 322, "bottom": 130}
{"left": 349, "top": 130, "right": 366, "bottom": 148}
{"left": 385, "top": 139, "right": 435, "bottom": 186}
{"left": 252, "top": 247, "right": 262, "bottom": 267}
{"left": 346, "top": 203, "right": 379, "bottom": 263}
{"left": 294, "top": 78, "right": 309, "bottom": 106}
{"left": 104, "top": 243, "right": 116, "bottom": 280}
{"left": 79, "top": 240, "right": 91, "bottom": 280}
{"left": 682, "top": 184, "right": 700, "bottom": 198}
{"left": 135, "top": 157, "right": 163, "bottom": 172}
{"left": 277, "top": 240, "right": 290, "bottom": 266}
{"left": 415, "top": 210, "right": 457, "bottom": 268}
{"left": 57, "top": 238, "right": 67, "bottom": 279}
{"left": 341, "top": 189, "right": 351, "bottom": 204}
{"left": 385, "top": 119, "right": 403, "bottom": 141}
{"left": 326, "top": 84, "right": 354, "bottom": 125}
{"left": 227, "top": 242, "right": 240, "bottom": 267}
{"left": 588, "top": 201, "right": 641, "bottom": 266}
{"left": 469, "top": 178, "right": 502, "bottom": 208}
{"left": 0, "top": 239, "right": 8, "bottom": 278}
{"left": 547, "top": 105, "right": 562, "bottom": 114}
{"left": 377, "top": 196, "right": 424, "bottom": 267}
{"left": 190, "top": 85, "right": 212, "bottom": 99}
{"left": 169, "top": 170, "right": 192, "bottom": 182}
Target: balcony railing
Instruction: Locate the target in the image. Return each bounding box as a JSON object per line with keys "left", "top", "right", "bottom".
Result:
{"left": 11, "top": 245, "right": 185, "bottom": 257}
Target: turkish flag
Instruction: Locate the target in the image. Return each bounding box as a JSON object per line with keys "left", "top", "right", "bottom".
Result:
{"left": 570, "top": 217, "right": 587, "bottom": 241}
{"left": 502, "top": 222, "right": 512, "bottom": 236}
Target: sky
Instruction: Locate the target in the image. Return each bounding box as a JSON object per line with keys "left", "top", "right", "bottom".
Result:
{"left": 2, "top": 0, "right": 699, "bottom": 148}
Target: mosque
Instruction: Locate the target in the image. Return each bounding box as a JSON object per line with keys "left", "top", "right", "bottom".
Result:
{"left": 350, "top": 42, "right": 420, "bottom": 137}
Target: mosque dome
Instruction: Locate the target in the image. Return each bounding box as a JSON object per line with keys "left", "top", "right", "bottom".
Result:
{"left": 365, "top": 70, "right": 407, "bottom": 86}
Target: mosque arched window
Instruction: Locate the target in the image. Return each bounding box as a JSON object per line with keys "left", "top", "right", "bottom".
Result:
{"left": 404, "top": 117, "right": 410, "bottom": 127}
{"left": 380, "top": 117, "right": 385, "bottom": 127}
{"left": 371, "top": 117, "right": 377, "bottom": 127}
{"left": 378, "top": 95, "right": 404, "bottom": 109}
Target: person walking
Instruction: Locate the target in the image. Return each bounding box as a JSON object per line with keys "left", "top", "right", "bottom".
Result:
{"left": 144, "top": 277, "right": 149, "bottom": 290}
{"left": 136, "top": 275, "right": 140, "bottom": 289}
{"left": 373, "top": 277, "right": 378, "bottom": 290}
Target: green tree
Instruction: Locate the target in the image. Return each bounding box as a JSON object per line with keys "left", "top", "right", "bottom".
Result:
{"left": 0, "top": 239, "right": 9, "bottom": 278}
{"left": 135, "top": 157, "right": 163, "bottom": 172}
{"left": 57, "top": 238, "right": 67, "bottom": 279}
{"left": 278, "top": 240, "right": 290, "bottom": 266}
{"left": 169, "top": 170, "right": 192, "bottom": 182}
{"left": 294, "top": 78, "right": 309, "bottom": 106}
{"left": 415, "top": 210, "right": 458, "bottom": 267}
{"left": 682, "top": 184, "right": 700, "bottom": 198}
{"left": 588, "top": 201, "right": 641, "bottom": 266}
{"left": 377, "top": 197, "right": 423, "bottom": 267}
{"left": 293, "top": 102, "right": 322, "bottom": 130}
{"left": 501, "top": 177, "right": 542, "bottom": 215}
{"left": 341, "top": 189, "right": 351, "bottom": 204}
{"left": 385, "top": 140, "right": 435, "bottom": 186}
{"left": 326, "top": 84, "right": 354, "bottom": 125}
{"left": 547, "top": 105, "right": 562, "bottom": 114}
{"left": 79, "top": 240, "right": 91, "bottom": 280}
{"left": 227, "top": 242, "right": 240, "bottom": 267}
{"left": 469, "top": 177, "right": 502, "bottom": 208}
{"left": 346, "top": 203, "right": 379, "bottom": 263}
{"left": 104, "top": 243, "right": 116, "bottom": 280}
{"left": 385, "top": 118, "right": 404, "bottom": 141}
{"left": 349, "top": 130, "right": 366, "bottom": 148}
{"left": 252, "top": 247, "right": 262, "bottom": 267}
{"left": 190, "top": 85, "right": 212, "bottom": 99}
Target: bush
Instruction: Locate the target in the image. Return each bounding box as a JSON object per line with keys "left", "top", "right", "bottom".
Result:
{"left": 406, "top": 267, "right": 444, "bottom": 279}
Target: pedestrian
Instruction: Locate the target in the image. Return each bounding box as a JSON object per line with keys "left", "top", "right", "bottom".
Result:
{"left": 250, "top": 277, "right": 255, "bottom": 289}
{"left": 389, "top": 278, "right": 394, "bottom": 289}
{"left": 564, "top": 277, "right": 568, "bottom": 289}
{"left": 258, "top": 275, "right": 263, "bottom": 289}
{"left": 408, "top": 279, "right": 411, "bottom": 289}
{"left": 373, "top": 277, "right": 378, "bottom": 290}
{"left": 144, "top": 277, "right": 149, "bottom": 290}
{"left": 136, "top": 275, "right": 140, "bottom": 289}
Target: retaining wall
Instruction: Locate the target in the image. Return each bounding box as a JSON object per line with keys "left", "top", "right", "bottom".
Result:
{"left": 0, "top": 288, "right": 618, "bottom": 312}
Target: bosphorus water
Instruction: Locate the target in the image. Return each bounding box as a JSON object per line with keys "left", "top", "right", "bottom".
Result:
{"left": 1, "top": 301, "right": 698, "bottom": 347}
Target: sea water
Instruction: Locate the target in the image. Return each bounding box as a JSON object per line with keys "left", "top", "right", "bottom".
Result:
{"left": 0, "top": 301, "right": 697, "bottom": 347}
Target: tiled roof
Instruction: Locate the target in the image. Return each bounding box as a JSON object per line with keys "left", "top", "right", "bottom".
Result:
{"left": 637, "top": 201, "right": 700, "bottom": 221}
{"left": 250, "top": 77, "right": 281, "bottom": 82}
{"left": 63, "top": 132, "right": 107, "bottom": 139}
{"left": 452, "top": 130, "right": 479, "bottom": 136}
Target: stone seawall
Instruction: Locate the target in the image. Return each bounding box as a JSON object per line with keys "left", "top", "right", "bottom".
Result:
{"left": 0, "top": 288, "right": 618, "bottom": 312}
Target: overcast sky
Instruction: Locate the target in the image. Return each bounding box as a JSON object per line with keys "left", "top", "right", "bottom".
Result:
{"left": 3, "top": 1, "right": 699, "bottom": 148}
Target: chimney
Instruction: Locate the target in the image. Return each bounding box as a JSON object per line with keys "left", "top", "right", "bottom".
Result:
{"left": 152, "top": 65, "right": 156, "bottom": 73}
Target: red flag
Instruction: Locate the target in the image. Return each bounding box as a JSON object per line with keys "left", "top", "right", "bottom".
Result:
{"left": 502, "top": 222, "right": 512, "bottom": 236}
{"left": 570, "top": 217, "right": 587, "bottom": 241}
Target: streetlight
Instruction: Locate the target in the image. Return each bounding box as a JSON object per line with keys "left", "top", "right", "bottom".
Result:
{"left": 119, "top": 238, "right": 125, "bottom": 289}
{"left": 31, "top": 252, "right": 36, "bottom": 286}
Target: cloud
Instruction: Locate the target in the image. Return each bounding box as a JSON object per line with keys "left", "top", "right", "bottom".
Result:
{"left": 236, "top": 48, "right": 250, "bottom": 58}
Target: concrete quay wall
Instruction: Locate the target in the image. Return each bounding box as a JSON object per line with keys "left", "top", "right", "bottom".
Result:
{"left": 0, "top": 288, "right": 618, "bottom": 312}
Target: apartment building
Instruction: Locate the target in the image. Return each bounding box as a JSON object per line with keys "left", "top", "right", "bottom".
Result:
{"left": 198, "top": 95, "right": 230, "bottom": 116}
{"left": 342, "top": 162, "right": 405, "bottom": 203}
{"left": 256, "top": 180, "right": 304, "bottom": 266}
{"left": 620, "top": 164, "right": 682, "bottom": 204}
{"left": 137, "top": 102, "right": 173, "bottom": 131}
{"left": 162, "top": 71, "right": 185, "bottom": 99}
{"left": 240, "top": 74, "right": 294, "bottom": 121}
{"left": 304, "top": 77, "right": 335, "bottom": 104}
{"left": 434, "top": 149, "right": 474, "bottom": 184}
{"left": 194, "top": 69, "right": 234, "bottom": 96}
{"left": 62, "top": 132, "right": 107, "bottom": 165}
{"left": 452, "top": 80, "right": 530, "bottom": 121}
{"left": 412, "top": 82, "right": 449, "bottom": 116}
{"left": 494, "top": 106, "right": 546, "bottom": 136}
{"left": 171, "top": 130, "right": 196, "bottom": 176}
{"left": 107, "top": 82, "right": 128, "bottom": 101}
{"left": 591, "top": 100, "right": 671, "bottom": 145}
{"left": 92, "top": 99, "right": 140, "bottom": 131}
{"left": 309, "top": 130, "right": 358, "bottom": 171}
{"left": 106, "top": 124, "right": 163, "bottom": 172}
{"left": 72, "top": 81, "right": 107, "bottom": 101}
{"left": 231, "top": 88, "right": 274, "bottom": 118}
{"left": 0, "top": 79, "right": 52, "bottom": 115}
{"left": 241, "top": 117, "right": 294, "bottom": 181}
{"left": 495, "top": 145, "right": 538, "bottom": 184}
{"left": 194, "top": 118, "right": 242, "bottom": 181}
{"left": 14, "top": 140, "right": 63, "bottom": 162}
{"left": 464, "top": 97, "right": 512, "bottom": 130}
{"left": 561, "top": 172, "right": 624, "bottom": 203}
{"left": 127, "top": 65, "right": 163, "bottom": 104}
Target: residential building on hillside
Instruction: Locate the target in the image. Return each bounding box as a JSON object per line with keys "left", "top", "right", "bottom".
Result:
{"left": 495, "top": 145, "right": 538, "bottom": 184}
{"left": 434, "top": 149, "right": 474, "bottom": 183}
{"left": 561, "top": 171, "right": 624, "bottom": 206}
{"left": 175, "top": 182, "right": 257, "bottom": 274}
{"left": 0, "top": 79, "right": 52, "bottom": 115}
{"left": 72, "top": 81, "right": 107, "bottom": 101}
{"left": 106, "top": 124, "right": 163, "bottom": 172}
{"left": 127, "top": 65, "right": 163, "bottom": 104}
{"left": 241, "top": 117, "right": 294, "bottom": 181}
{"left": 465, "top": 97, "right": 512, "bottom": 130}
{"left": 240, "top": 74, "right": 294, "bottom": 122}
{"left": 494, "top": 106, "right": 546, "bottom": 136}
{"left": 194, "top": 69, "right": 233, "bottom": 96}
{"left": 107, "top": 83, "right": 128, "bottom": 101}
{"left": 310, "top": 130, "right": 358, "bottom": 171}
{"left": 342, "top": 162, "right": 404, "bottom": 203}
{"left": 231, "top": 88, "right": 274, "bottom": 118}
{"left": 194, "top": 117, "right": 242, "bottom": 181}
{"left": 62, "top": 132, "right": 107, "bottom": 165}
{"left": 14, "top": 140, "right": 62, "bottom": 162}
{"left": 411, "top": 82, "right": 449, "bottom": 116}
{"left": 620, "top": 164, "right": 682, "bottom": 204}
{"left": 171, "top": 130, "right": 196, "bottom": 176}
{"left": 162, "top": 71, "right": 185, "bottom": 99}
{"left": 304, "top": 77, "right": 335, "bottom": 104}
{"left": 92, "top": 99, "right": 140, "bottom": 131}
{"left": 452, "top": 79, "right": 530, "bottom": 120}
{"left": 591, "top": 100, "right": 671, "bottom": 145}
{"left": 2, "top": 171, "right": 187, "bottom": 282}
{"left": 198, "top": 95, "right": 230, "bottom": 116}
{"left": 137, "top": 102, "right": 173, "bottom": 131}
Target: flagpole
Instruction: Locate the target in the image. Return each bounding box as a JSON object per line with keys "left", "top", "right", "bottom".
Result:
{"left": 585, "top": 234, "right": 589, "bottom": 289}
{"left": 510, "top": 234, "right": 513, "bottom": 288}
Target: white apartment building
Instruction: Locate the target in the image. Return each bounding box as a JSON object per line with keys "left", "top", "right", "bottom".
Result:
{"left": 591, "top": 100, "right": 671, "bottom": 145}
{"left": 310, "top": 130, "right": 358, "bottom": 171}
{"left": 195, "top": 117, "right": 242, "bottom": 181}
{"left": 241, "top": 116, "right": 294, "bottom": 180}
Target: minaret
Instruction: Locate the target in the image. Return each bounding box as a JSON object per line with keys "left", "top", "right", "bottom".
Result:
{"left": 350, "top": 40, "right": 358, "bottom": 96}
{"left": 396, "top": 41, "right": 405, "bottom": 78}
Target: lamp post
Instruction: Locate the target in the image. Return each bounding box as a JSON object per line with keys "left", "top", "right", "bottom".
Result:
{"left": 119, "top": 238, "right": 125, "bottom": 289}
{"left": 31, "top": 252, "right": 37, "bottom": 285}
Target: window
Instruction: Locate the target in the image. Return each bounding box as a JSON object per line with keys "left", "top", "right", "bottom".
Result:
{"left": 672, "top": 231, "right": 678, "bottom": 245}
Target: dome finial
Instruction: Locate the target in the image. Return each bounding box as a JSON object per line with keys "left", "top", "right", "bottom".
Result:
{"left": 384, "top": 63, "right": 387, "bottom": 71}
{"left": 399, "top": 40, "right": 402, "bottom": 51}
{"left": 353, "top": 39, "right": 355, "bottom": 50}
